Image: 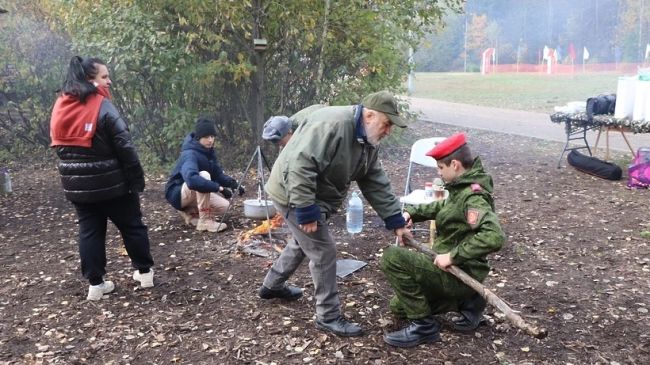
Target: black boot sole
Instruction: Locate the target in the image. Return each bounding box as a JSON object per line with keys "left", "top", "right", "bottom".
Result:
{"left": 383, "top": 333, "right": 441, "bottom": 348}
{"left": 315, "top": 322, "right": 364, "bottom": 337}
{"left": 451, "top": 317, "right": 487, "bottom": 332}
{"left": 258, "top": 293, "right": 302, "bottom": 300}
{"left": 258, "top": 286, "right": 303, "bottom": 301}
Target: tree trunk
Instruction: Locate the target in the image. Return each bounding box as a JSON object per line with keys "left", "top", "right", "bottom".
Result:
{"left": 315, "top": 0, "right": 330, "bottom": 100}
{"left": 249, "top": 0, "right": 265, "bottom": 146}
{"left": 250, "top": 52, "right": 265, "bottom": 146}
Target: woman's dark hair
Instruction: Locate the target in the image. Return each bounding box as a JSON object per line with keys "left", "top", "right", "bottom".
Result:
{"left": 439, "top": 144, "right": 473, "bottom": 168}
{"left": 61, "top": 56, "right": 106, "bottom": 102}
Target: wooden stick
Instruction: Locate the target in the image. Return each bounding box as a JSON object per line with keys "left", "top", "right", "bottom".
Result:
{"left": 401, "top": 236, "right": 548, "bottom": 339}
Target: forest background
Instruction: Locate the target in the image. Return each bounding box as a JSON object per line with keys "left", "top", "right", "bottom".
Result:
{"left": 1, "top": 0, "right": 649, "bottom": 168}
{"left": 415, "top": 0, "right": 650, "bottom": 72}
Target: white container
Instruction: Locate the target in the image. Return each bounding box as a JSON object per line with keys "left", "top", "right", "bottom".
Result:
{"left": 243, "top": 199, "right": 276, "bottom": 219}
{"left": 632, "top": 79, "right": 650, "bottom": 121}
{"left": 644, "top": 81, "right": 650, "bottom": 122}
{"left": 614, "top": 76, "right": 637, "bottom": 119}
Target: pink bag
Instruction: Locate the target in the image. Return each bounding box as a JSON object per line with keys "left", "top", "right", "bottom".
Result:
{"left": 627, "top": 147, "right": 650, "bottom": 189}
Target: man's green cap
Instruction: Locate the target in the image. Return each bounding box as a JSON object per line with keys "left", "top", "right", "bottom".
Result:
{"left": 362, "top": 91, "right": 407, "bottom": 128}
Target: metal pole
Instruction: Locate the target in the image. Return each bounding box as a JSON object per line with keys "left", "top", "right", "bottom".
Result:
{"left": 640, "top": 0, "right": 645, "bottom": 62}
{"left": 257, "top": 145, "right": 273, "bottom": 242}
{"left": 463, "top": 14, "right": 468, "bottom": 73}
{"left": 220, "top": 146, "right": 261, "bottom": 228}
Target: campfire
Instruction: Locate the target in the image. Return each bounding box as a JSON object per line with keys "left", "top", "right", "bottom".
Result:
{"left": 237, "top": 214, "right": 289, "bottom": 257}
{"left": 239, "top": 213, "right": 285, "bottom": 241}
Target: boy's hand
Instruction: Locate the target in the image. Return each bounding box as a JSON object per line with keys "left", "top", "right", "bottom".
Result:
{"left": 237, "top": 185, "right": 246, "bottom": 196}
{"left": 221, "top": 188, "right": 233, "bottom": 199}
{"left": 434, "top": 253, "right": 452, "bottom": 271}
{"left": 402, "top": 212, "right": 413, "bottom": 228}
{"left": 394, "top": 227, "right": 412, "bottom": 246}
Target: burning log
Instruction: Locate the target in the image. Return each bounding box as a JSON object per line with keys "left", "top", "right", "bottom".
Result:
{"left": 238, "top": 213, "right": 285, "bottom": 242}
{"left": 237, "top": 214, "right": 289, "bottom": 258}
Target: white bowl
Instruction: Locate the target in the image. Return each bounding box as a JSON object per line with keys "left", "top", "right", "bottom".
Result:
{"left": 243, "top": 199, "right": 277, "bottom": 219}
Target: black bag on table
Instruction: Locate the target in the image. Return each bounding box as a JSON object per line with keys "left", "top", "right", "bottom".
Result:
{"left": 567, "top": 150, "right": 622, "bottom": 180}
{"left": 586, "top": 94, "right": 616, "bottom": 122}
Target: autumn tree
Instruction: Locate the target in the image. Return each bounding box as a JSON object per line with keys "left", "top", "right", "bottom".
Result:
{"left": 0, "top": 2, "right": 69, "bottom": 157}
{"left": 616, "top": 0, "right": 650, "bottom": 62}
{"left": 38, "top": 0, "right": 463, "bottom": 164}
{"left": 465, "top": 14, "right": 490, "bottom": 67}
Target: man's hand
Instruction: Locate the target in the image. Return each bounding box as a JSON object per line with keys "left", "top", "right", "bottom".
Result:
{"left": 402, "top": 212, "right": 413, "bottom": 228}
{"left": 434, "top": 253, "right": 452, "bottom": 271}
{"left": 299, "top": 221, "right": 317, "bottom": 233}
{"left": 394, "top": 227, "right": 412, "bottom": 246}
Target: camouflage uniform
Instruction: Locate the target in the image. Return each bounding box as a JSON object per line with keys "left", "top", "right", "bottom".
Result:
{"left": 381, "top": 157, "right": 505, "bottom": 319}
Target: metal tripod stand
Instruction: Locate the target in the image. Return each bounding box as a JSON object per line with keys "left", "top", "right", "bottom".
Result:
{"left": 219, "top": 145, "right": 275, "bottom": 240}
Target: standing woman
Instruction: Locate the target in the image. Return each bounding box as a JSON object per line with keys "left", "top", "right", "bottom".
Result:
{"left": 50, "top": 56, "right": 155, "bottom": 300}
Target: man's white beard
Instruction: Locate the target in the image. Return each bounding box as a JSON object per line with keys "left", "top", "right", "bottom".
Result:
{"left": 366, "top": 133, "right": 381, "bottom": 146}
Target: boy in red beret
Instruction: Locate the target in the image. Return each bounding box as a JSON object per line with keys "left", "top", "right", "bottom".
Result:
{"left": 380, "top": 132, "right": 505, "bottom": 348}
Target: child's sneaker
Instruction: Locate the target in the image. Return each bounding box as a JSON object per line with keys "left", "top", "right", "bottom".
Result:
{"left": 133, "top": 269, "right": 154, "bottom": 288}
{"left": 178, "top": 210, "right": 198, "bottom": 226}
{"left": 196, "top": 218, "right": 228, "bottom": 232}
{"left": 87, "top": 281, "right": 115, "bottom": 301}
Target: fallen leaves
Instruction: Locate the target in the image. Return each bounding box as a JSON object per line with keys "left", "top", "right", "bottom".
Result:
{"left": 2, "top": 122, "right": 649, "bottom": 364}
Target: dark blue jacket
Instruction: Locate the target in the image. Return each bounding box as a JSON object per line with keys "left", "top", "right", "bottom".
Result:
{"left": 165, "top": 133, "right": 237, "bottom": 210}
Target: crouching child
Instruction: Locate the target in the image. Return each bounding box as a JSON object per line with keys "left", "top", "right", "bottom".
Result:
{"left": 381, "top": 132, "right": 505, "bottom": 348}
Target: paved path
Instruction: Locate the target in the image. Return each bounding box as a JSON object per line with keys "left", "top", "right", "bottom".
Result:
{"left": 408, "top": 97, "right": 650, "bottom": 157}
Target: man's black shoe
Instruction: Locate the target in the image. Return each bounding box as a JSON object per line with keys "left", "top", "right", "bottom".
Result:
{"left": 258, "top": 285, "right": 303, "bottom": 300}
{"left": 452, "top": 293, "right": 487, "bottom": 332}
{"left": 383, "top": 317, "right": 441, "bottom": 348}
{"left": 315, "top": 316, "right": 364, "bottom": 337}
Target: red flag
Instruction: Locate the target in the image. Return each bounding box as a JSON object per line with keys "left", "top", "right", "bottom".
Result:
{"left": 568, "top": 43, "right": 577, "bottom": 61}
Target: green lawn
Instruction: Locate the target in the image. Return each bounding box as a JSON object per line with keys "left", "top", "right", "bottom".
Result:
{"left": 409, "top": 72, "right": 620, "bottom": 113}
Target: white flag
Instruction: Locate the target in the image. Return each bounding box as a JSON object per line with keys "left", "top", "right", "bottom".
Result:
{"left": 646, "top": 43, "right": 650, "bottom": 59}
{"left": 542, "top": 45, "right": 550, "bottom": 61}
{"left": 583, "top": 46, "right": 590, "bottom": 60}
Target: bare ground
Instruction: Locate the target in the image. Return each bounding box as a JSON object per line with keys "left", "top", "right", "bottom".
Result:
{"left": 1, "top": 120, "right": 649, "bottom": 365}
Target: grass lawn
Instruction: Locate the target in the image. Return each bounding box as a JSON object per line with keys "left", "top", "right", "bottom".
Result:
{"left": 409, "top": 72, "right": 620, "bottom": 113}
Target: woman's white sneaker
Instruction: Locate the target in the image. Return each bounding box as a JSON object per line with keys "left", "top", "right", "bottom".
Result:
{"left": 87, "top": 281, "right": 115, "bottom": 300}
{"left": 133, "top": 269, "right": 154, "bottom": 288}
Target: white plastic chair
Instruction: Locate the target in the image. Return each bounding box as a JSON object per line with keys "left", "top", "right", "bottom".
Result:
{"left": 399, "top": 137, "right": 446, "bottom": 244}
{"left": 403, "top": 137, "right": 446, "bottom": 196}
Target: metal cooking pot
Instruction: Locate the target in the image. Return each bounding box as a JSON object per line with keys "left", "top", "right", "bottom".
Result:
{"left": 243, "top": 199, "right": 276, "bottom": 219}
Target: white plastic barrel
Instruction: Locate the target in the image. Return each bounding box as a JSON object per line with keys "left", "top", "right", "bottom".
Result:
{"left": 632, "top": 79, "right": 650, "bottom": 121}
{"left": 614, "top": 76, "right": 636, "bottom": 119}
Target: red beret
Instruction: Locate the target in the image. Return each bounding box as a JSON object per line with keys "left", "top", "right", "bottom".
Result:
{"left": 426, "top": 133, "right": 466, "bottom": 160}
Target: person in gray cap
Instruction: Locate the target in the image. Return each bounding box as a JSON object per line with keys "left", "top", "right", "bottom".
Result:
{"left": 258, "top": 90, "right": 413, "bottom": 337}
{"left": 262, "top": 104, "right": 326, "bottom": 147}
{"left": 262, "top": 116, "right": 292, "bottom": 146}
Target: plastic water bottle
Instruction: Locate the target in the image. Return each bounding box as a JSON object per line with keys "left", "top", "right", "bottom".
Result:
{"left": 346, "top": 191, "right": 363, "bottom": 233}
{"left": 1, "top": 168, "right": 11, "bottom": 194}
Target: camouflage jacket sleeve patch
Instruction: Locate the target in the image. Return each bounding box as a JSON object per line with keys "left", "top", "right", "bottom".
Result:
{"left": 466, "top": 208, "right": 485, "bottom": 229}
{"left": 470, "top": 183, "right": 482, "bottom": 192}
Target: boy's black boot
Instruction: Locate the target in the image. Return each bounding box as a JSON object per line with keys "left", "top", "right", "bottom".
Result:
{"left": 452, "top": 293, "right": 487, "bottom": 331}
{"left": 383, "top": 316, "right": 441, "bottom": 348}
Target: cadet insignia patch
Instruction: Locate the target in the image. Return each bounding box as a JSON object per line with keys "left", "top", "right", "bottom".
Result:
{"left": 470, "top": 183, "right": 482, "bottom": 192}
{"left": 466, "top": 208, "right": 483, "bottom": 228}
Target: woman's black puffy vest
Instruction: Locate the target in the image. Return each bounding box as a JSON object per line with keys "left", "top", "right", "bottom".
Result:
{"left": 55, "top": 100, "right": 144, "bottom": 204}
